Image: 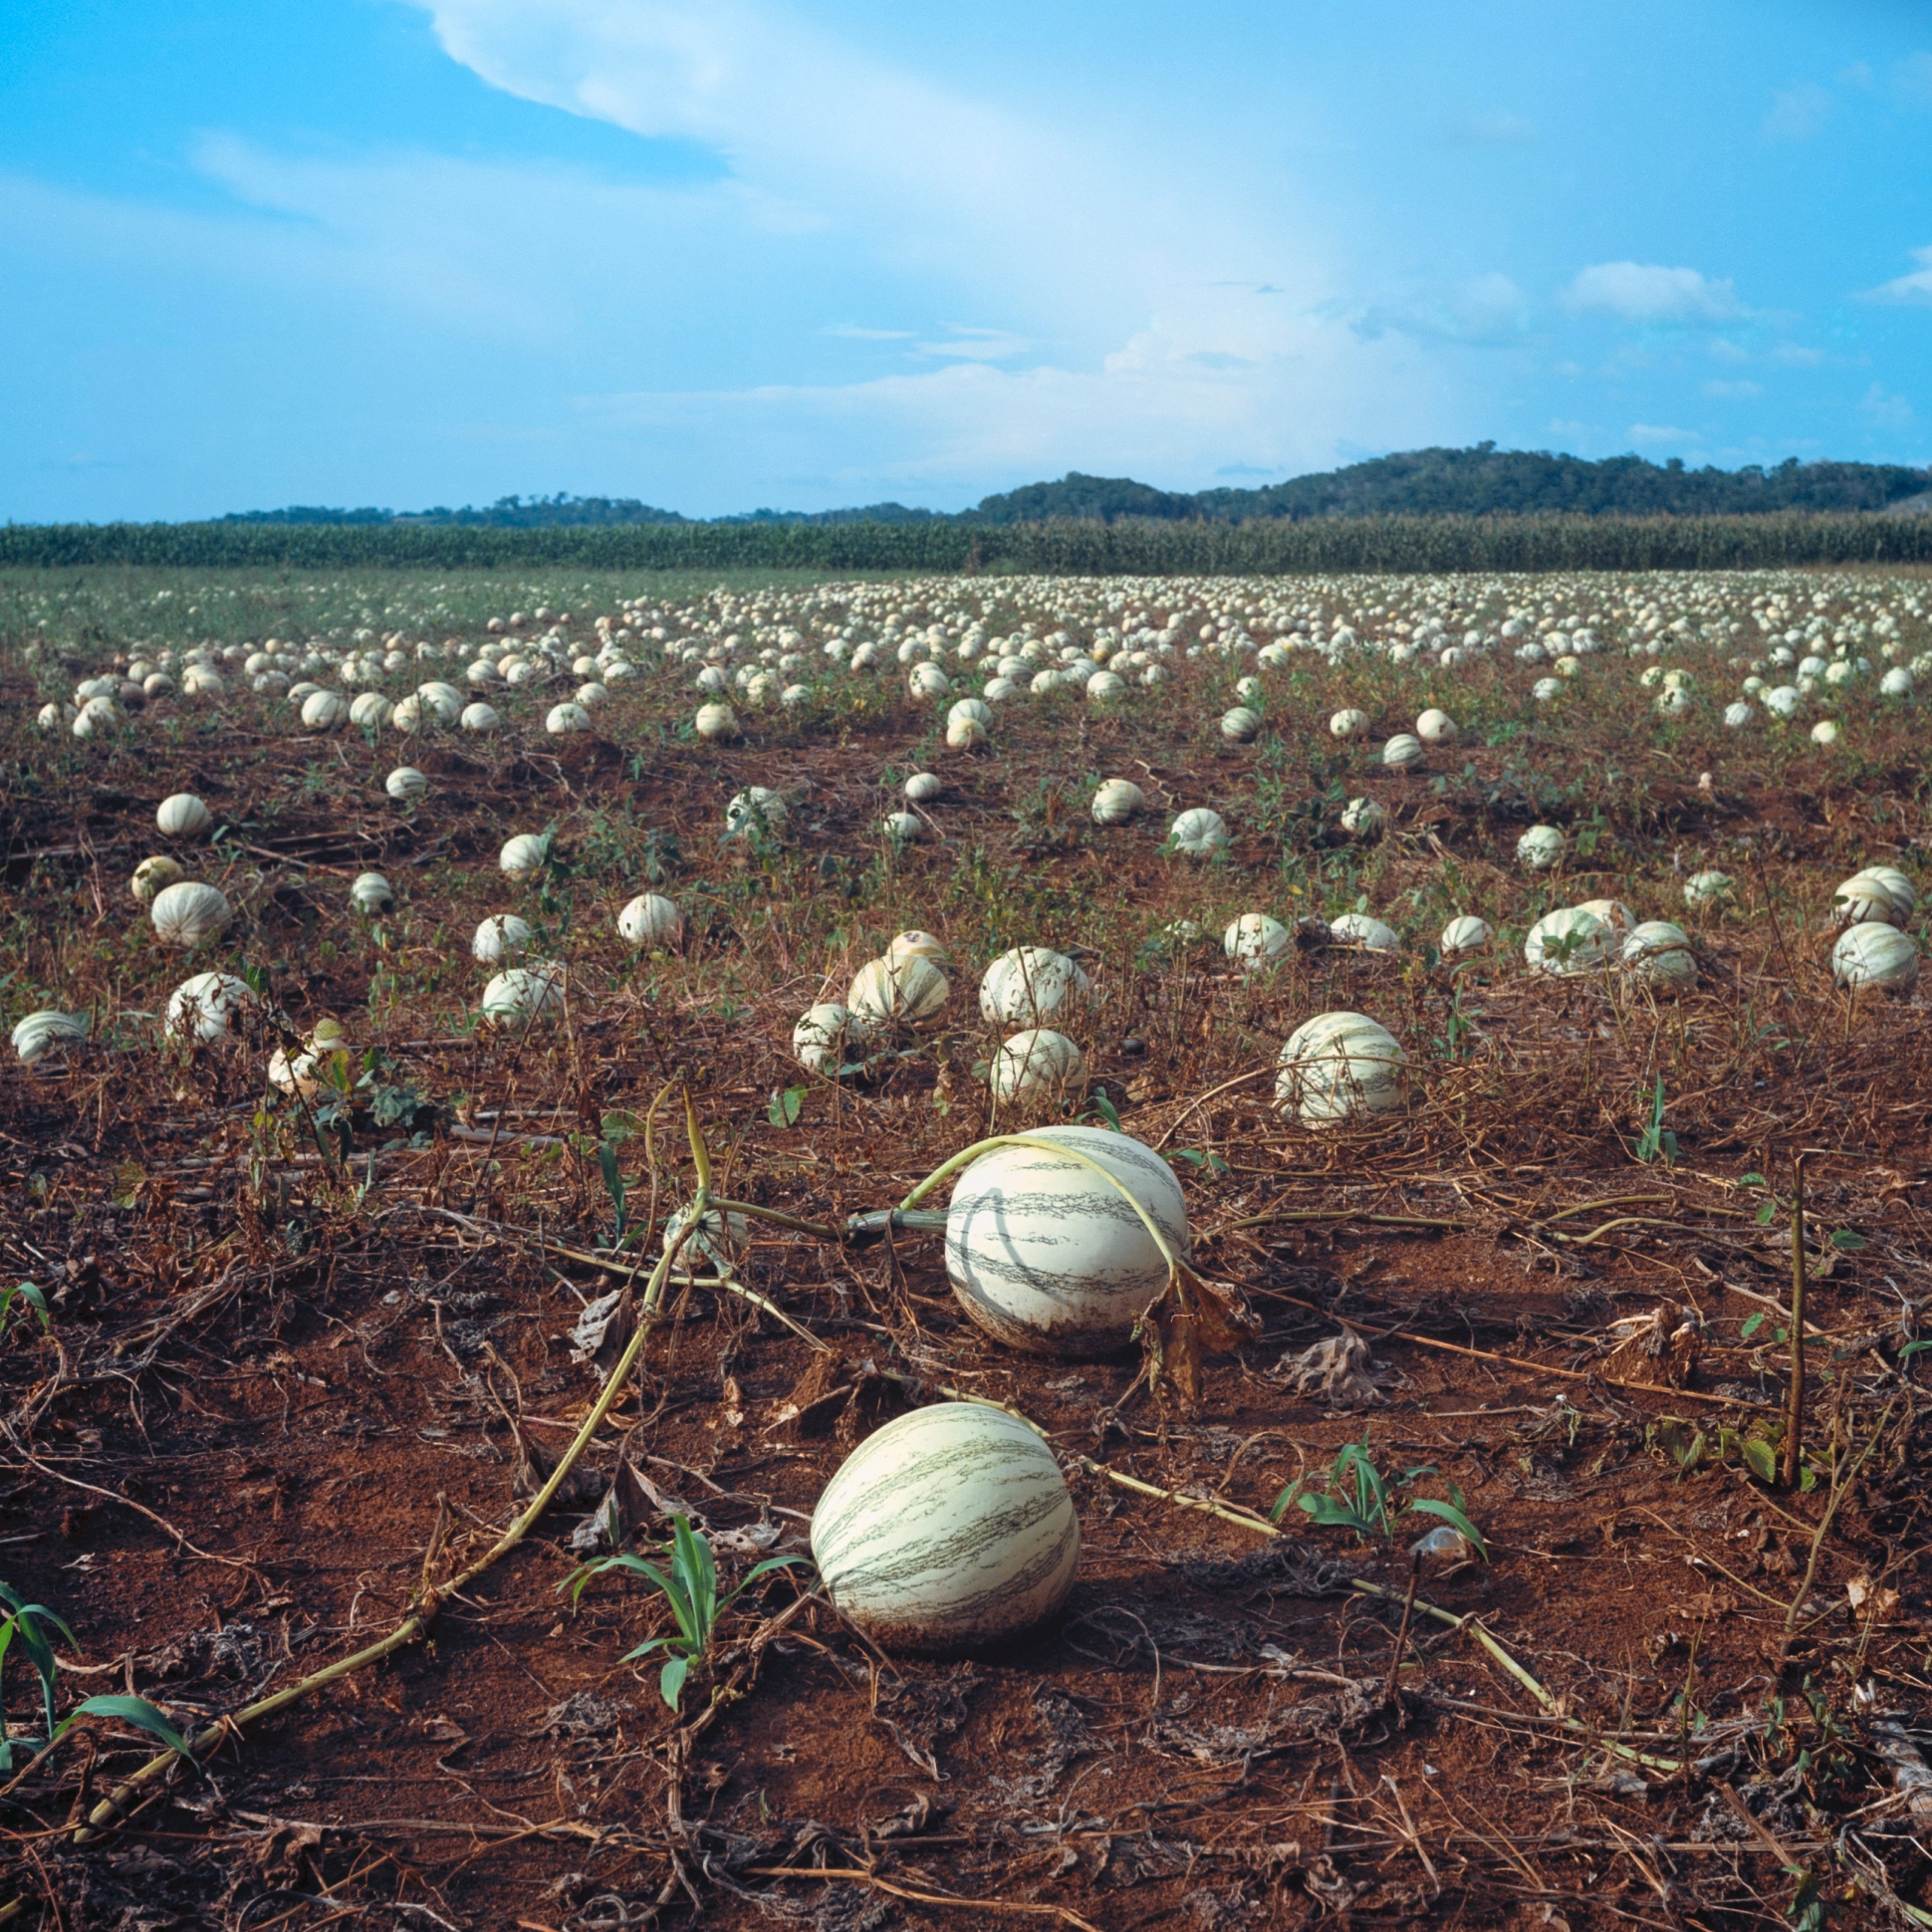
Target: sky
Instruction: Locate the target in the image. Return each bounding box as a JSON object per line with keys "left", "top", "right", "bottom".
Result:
{"left": 3, "top": 0, "right": 1931, "bottom": 522}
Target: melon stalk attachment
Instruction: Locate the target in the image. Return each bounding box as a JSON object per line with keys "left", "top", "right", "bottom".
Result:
{"left": 899, "top": 1132, "right": 1257, "bottom": 1404}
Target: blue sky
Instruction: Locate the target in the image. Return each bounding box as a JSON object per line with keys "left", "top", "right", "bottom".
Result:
{"left": 4, "top": 0, "right": 1930, "bottom": 521}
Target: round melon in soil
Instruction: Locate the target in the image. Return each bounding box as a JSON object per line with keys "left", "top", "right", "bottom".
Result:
{"left": 1622, "top": 921, "right": 1698, "bottom": 993}
{"left": 156, "top": 794, "right": 213, "bottom": 839}
{"left": 616, "top": 892, "right": 682, "bottom": 949}
{"left": 1524, "top": 906, "right": 1612, "bottom": 975}
{"left": 1090, "top": 778, "right": 1144, "bottom": 826}
{"left": 979, "top": 946, "right": 1092, "bottom": 1027}
{"left": 12, "top": 1010, "right": 89, "bottom": 1066}
{"left": 1440, "top": 914, "right": 1491, "bottom": 953}
{"left": 1275, "top": 1012, "right": 1407, "bottom": 1126}
{"left": 944, "top": 1123, "right": 1188, "bottom": 1355}
{"left": 793, "top": 1003, "right": 870, "bottom": 1077}
{"left": 810, "top": 1402, "right": 1080, "bottom": 1656}
{"left": 1832, "top": 921, "right": 1919, "bottom": 994}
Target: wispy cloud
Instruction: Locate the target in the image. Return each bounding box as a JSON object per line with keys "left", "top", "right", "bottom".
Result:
{"left": 1561, "top": 261, "right": 1739, "bottom": 323}
{"left": 1862, "top": 245, "right": 1932, "bottom": 306}
{"left": 1703, "top": 378, "right": 1763, "bottom": 398}
{"left": 1764, "top": 84, "right": 1832, "bottom": 140}
{"left": 1450, "top": 111, "right": 1536, "bottom": 146}
{"left": 823, "top": 324, "right": 914, "bottom": 341}
{"left": 1860, "top": 381, "right": 1915, "bottom": 432}
{"left": 1628, "top": 422, "right": 1700, "bottom": 445}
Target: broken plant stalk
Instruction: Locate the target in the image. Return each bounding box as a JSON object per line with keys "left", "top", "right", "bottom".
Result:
{"left": 1784, "top": 1151, "right": 1811, "bottom": 1490}
{"left": 70, "top": 1087, "right": 713, "bottom": 1845}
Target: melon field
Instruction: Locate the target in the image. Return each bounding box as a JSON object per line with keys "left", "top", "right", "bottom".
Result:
{"left": 4, "top": 561, "right": 1932, "bottom": 1930}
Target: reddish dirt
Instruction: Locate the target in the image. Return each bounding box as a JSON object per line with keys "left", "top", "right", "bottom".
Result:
{"left": 2, "top": 636, "right": 1931, "bottom": 1930}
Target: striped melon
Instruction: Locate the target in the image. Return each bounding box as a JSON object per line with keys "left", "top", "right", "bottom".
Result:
{"left": 945, "top": 1124, "right": 1187, "bottom": 1355}
{"left": 978, "top": 946, "right": 1092, "bottom": 1027}
{"left": 1622, "top": 920, "right": 1698, "bottom": 992}
{"left": 1832, "top": 921, "right": 1919, "bottom": 994}
{"left": 1275, "top": 1011, "right": 1407, "bottom": 1126}
{"left": 810, "top": 1402, "right": 1081, "bottom": 1654}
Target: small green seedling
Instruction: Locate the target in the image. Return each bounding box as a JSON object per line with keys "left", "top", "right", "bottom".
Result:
{"left": 1270, "top": 1432, "right": 1488, "bottom": 1560}
{"left": 563, "top": 1517, "right": 810, "bottom": 1713}
{"left": 0, "top": 1583, "right": 195, "bottom": 1774}
{"left": 1632, "top": 1075, "right": 1677, "bottom": 1166}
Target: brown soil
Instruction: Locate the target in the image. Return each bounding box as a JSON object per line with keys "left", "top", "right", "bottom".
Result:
{"left": 2, "top": 629, "right": 1931, "bottom": 1931}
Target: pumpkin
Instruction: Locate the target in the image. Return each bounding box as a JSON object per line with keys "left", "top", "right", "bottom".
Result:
{"left": 1328, "top": 912, "right": 1399, "bottom": 951}
{"left": 725, "top": 787, "right": 787, "bottom": 838}
{"left": 903, "top": 773, "right": 943, "bottom": 804}
{"left": 1622, "top": 920, "right": 1698, "bottom": 992}
{"left": 385, "top": 767, "right": 428, "bottom": 801}
{"left": 300, "top": 691, "right": 349, "bottom": 731}
{"left": 888, "top": 929, "right": 950, "bottom": 968}
{"left": 545, "top": 702, "right": 592, "bottom": 735}
{"left": 1328, "top": 708, "right": 1368, "bottom": 740}
{"left": 1832, "top": 868, "right": 1915, "bottom": 929}
{"left": 481, "top": 963, "right": 566, "bottom": 1024}
{"left": 1224, "top": 913, "right": 1290, "bottom": 972}
{"left": 1381, "top": 733, "right": 1425, "bottom": 772}
{"left": 794, "top": 1003, "right": 870, "bottom": 1076}
{"left": 350, "top": 872, "right": 394, "bottom": 915}
{"left": 1440, "top": 914, "right": 1491, "bottom": 953}
{"left": 1220, "top": 706, "right": 1262, "bottom": 743}
{"left": 945, "top": 1124, "right": 1188, "bottom": 1355}
{"left": 1339, "top": 797, "right": 1387, "bottom": 839}
{"left": 1682, "top": 870, "right": 1734, "bottom": 910}
{"left": 1415, "top": 708, "right": 1456, "bottom": 744}
{"left": 499, "top": 834, "right": 550, "bottom": 878}
{"left": 460, "top": 702, "right": 502, "bottom": 733}
{"left": 810, "top": 1402, "right": 1080, "bottom": 1655}
{"left": 130, "top": 855, "right": 184, "bottom": 903}
{"left": 695, "top": 702, "right": 739, "bottom": 740}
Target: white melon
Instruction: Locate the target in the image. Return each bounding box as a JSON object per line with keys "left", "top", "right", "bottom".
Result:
{"left": 946, "top": 1124, "right": 1186, "bottom": 1355}
{"left": 810, "top": 1402, "right": 1080, "bottom": 1655}
{"left": 1832, "top": 921, "right": 1919, "bottom": 994}
{"left": 1275, "top": 1012, "right": 1407, "bottom": 1126}
{"left": 979, "top": 946, "right": 1092, "bottom": 1027}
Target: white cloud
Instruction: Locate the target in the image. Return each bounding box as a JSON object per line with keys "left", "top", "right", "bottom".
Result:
{"left": 1703, "top": 379, "right": 1763, "bottom": 398}
{"left": 1764, "top": 85, "right": 1832, "bottom": 141}
{"left": 823, "top": 325, "right": 914, "bottom": 341}
{"left": 1863, "top": 246, "right": 1932, "bottom": 306}
{"left": 404, "top": 0, "right": 1468, "bottom": 487}
{"left": 1628, "top": 423, "right": 1700, "bottom": 445}
{"left": 1451, "top": 112, "right": 1536, "bottom": 146}
{"left": 1859, "top": 382, "right": 1915, "bottom": 432}
{"left": 1561, "top": 262, "right": 1739, "bottom": 323}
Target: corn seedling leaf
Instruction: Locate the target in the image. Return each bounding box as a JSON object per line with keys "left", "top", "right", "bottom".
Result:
{"left": 63, "top": 1695, "right": 196, "bottom": 1764}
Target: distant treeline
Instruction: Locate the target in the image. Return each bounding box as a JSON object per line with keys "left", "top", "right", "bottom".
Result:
{"left": 7, "top": 513, "right": 1932, "bottom": 576}
{"left": 205, "top": 447, "right": 1932, "bottom": 532}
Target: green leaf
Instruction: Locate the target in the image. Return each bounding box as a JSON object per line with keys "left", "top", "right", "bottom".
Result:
{"left": 1741, "top": 1312, "right": 1766, "bottom": 1340}
{"left": 658, "top": 1653, "right": 690, "bottom": 1713}
{"left": 1742, "top": 1438, "right": 1779, "bottom": 1484}
{"left": 1298, "top": 1493, "right": 1374, "bottom": 1536}
{"left": 766, "top": 1086, "right": 805, "bottom": 1128}
{"left": 1897, "top": 1339, "right": 1931, "bottom": 1362}
{"left": 1404, "top": 1496, "right": 1490, "bottom": 1561}
{"left": 1083, "top": 1090, "right": 1122, "bottom": 1131}
{"left": 62, "top": 1695, "right": 196, "bottom": 1764}
{"left": 1828, "top": 1228, "right": 1866, "bottom": 1252}
{"left": 1756, "top": 1202, "right": 1777, "bottom": 1226}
